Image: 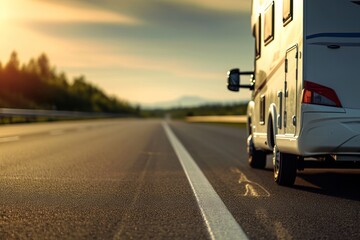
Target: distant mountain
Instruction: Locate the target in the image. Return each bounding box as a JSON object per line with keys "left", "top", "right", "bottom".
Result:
{"left": 142, "top": 96, "right": 241, "bottom": 109}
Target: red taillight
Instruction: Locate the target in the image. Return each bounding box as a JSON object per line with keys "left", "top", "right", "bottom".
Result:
{"left": 302, "top": 81, "right": 342, "bottom": 108}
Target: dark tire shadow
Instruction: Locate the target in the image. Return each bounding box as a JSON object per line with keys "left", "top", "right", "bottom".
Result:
{"left": 294, "top": 170, "right": 360, "bottom": 201}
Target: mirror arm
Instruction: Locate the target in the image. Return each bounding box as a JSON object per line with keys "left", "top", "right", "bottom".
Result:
{"left": 238, "top": 71, "right": 255, "bottom": 90}
{"left": 231, "top": 84, "right": 254, "bottom": 90}
{"left": 239, "top": 84, "right": 254, "bottom": 89}
{"left": 239, "top": 71, "right": 254, "bottom": 75}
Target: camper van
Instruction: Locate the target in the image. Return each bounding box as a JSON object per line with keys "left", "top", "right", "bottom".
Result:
{"left": 227, "top": 0, "right": 360, "bottom": 186}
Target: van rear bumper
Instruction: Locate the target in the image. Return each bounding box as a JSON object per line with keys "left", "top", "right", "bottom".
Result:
{"left": 298, "top": 106, "right": 360, "bottom": 159}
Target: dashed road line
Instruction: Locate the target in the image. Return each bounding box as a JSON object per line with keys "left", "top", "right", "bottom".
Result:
{"left": 163, "top": 122, "right": 248, "bottom": 240}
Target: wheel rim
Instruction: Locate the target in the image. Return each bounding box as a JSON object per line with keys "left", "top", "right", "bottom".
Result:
{"left": 273, "top": 145, "right": 280, "bottom": 181}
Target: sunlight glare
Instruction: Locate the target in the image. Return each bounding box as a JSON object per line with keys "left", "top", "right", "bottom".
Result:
{"left": 0, "top": 0, "right": 141, "bottom": 24}
{"left": 0, "top": 0, "right": 12, "bottom": 22}
{"left": 180, "top": 0, "right": 251, "bottom": 12}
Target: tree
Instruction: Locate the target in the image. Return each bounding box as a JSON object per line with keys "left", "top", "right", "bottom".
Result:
{"left": 5, "top": 51, "right": 20, "bottom": 71}
{"left": 0, "top": 51, "right": 137, "bottom": 114}
{"left": 37, "top": 53, "right": 52, "bottom": 79}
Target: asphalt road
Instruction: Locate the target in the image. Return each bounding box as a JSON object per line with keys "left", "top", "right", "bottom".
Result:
{"left": 0, "top": 119, "right": 359, "bottom": 239}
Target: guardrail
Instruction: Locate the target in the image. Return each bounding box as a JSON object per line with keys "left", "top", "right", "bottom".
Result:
{"left": 0, "top": 108, "right": 128, "bottom": 123}
{"left": 186, "top": 115, "right": 247, "bottom": 123}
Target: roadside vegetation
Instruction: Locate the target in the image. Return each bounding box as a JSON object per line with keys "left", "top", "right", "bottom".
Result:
{"left": 0, "top": 51, "right": 139, "bottom": 115}
{"left": 0, "top": 51, "right": 246, "bottom": 123}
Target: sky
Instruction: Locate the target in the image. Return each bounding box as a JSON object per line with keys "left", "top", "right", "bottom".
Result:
{"left": 0, "top": 0, "right": 254, "bottom": 107}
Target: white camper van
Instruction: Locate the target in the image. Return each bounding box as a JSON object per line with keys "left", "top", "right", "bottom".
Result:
{"left": 227, "top": 0, "right": 360, "bottom": 186}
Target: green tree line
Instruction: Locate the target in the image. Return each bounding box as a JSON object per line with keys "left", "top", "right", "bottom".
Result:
{"left": 0, "top": 51, "right": 138, "bottom": 114}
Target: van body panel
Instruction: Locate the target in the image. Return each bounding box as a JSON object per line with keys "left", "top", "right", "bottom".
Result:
{"left": 299, "top": 106, "right": 360, "bottom": 156}
{"left": 304, "top": 0, "right": 360, "bottom": 109}
{"left": 247, "top": 0, "right": 360, "bottom": 161}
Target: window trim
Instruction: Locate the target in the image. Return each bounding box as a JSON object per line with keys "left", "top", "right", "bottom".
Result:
{"left": 264, "top": 2, "right": 275, "bottom": 46}
{"left": 283, "top": 0, "right": 293, "bottom": 26}
{"left": 255, "top": 14, "right": 261, "bottom": 59}
{"left": 260, "top": 95, "right": 266, "bottom": 125}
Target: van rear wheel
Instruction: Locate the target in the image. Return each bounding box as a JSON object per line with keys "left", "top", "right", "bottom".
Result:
{"left": 247, "top": 135, "right": 266, "bottom": 169}
{"left": 273, "top": 145, "right": 297, "bottom": 186}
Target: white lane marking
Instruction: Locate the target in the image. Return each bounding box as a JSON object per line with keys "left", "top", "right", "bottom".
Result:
{"left": 0, "top": 136, "right": 20, "bottom": 143}
{"left": 163, "top": 122, "right": 248, "bottom": 240}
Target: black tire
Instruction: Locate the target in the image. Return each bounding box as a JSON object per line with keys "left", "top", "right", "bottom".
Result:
{"left": 273, "top": 145, "right": 297, "bottom": 186}
{"left": 247, "top": 135, "right": 267, "bottom": 169}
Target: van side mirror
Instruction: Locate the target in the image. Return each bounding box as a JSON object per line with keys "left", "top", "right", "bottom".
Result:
{"left": 227, "top": 68, "right": 255, "bottom": 91}
{"left": 227, "top": 68, "right": 240, "bottom": 92}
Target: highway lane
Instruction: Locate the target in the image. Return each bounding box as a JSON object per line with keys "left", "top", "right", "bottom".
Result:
{"left": 0, "top": 119, "right": 359, "bottom": 239}
{"left": 0, "top": 119, "right": 208, "bottom": 239}
{"left": 170, "top": 121, "right": 360, "bottom": 239}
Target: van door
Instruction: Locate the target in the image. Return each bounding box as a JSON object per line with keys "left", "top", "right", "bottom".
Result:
{"left": 284, "top": 45, "right": 298, "bottom": 135}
